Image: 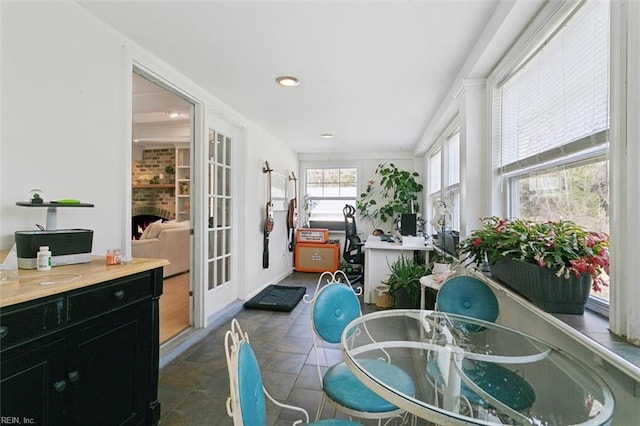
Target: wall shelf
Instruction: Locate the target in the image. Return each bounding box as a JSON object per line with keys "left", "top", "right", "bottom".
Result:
{"left": 132, "top": 184, "right": 174, "bottom": 189}
{"left": 175, "top": 146, "right": 190, "bottom": 221}
{"left": 16, "top": 201, "right": 94, "bottom": 230}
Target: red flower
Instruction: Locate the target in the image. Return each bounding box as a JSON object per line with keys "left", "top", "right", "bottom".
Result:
{"left": 459, "top": 217, "right": 609, "bottom": 293}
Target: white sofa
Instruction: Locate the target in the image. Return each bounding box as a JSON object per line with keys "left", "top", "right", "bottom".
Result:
{"left": 132, "top": 221, "right": 190, "bottom": 278}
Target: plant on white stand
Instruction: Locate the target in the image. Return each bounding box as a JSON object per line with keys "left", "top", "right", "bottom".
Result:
{"left": 430, "top": 194, "right": 454, "bottom": 248}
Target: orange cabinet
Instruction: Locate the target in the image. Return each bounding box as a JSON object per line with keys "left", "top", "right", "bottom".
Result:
{"left": 294, "top": 242, "right": 340, "bottom": 273}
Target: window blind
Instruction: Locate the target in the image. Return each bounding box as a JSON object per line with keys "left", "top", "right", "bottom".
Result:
{"left": 493, "top": 0, "right": 609, "bottom": 172}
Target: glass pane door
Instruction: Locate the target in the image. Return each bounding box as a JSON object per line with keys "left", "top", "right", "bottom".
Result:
{"left": 208, "top": 129, "right": 232, "bottom": 289}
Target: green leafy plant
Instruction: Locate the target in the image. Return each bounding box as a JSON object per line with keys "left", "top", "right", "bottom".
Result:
{"left": 431, "top": 251, "right": 454, "bottom": 265}
{"left": 355, "top": 179, "right": 379, "bottom": 229}
{"left": 458, "top": 216, "right": 610, "bottom": 292}
{"left": 383, "top": 256, "right": 431, "bottom": 308}
{"left": 356, "top": 163, "right": 423, "bottom": 225}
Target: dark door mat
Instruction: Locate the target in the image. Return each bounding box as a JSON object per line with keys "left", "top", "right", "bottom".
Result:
{"left": 244, "top": 285, "right": 307, "bottom": 312}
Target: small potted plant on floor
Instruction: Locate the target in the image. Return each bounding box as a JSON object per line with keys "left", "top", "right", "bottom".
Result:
{"left": 383, "top": 256, "right": 431, "bottom": 309}
{"left": 458, "top": 216, "right": 609, "bottom": 314}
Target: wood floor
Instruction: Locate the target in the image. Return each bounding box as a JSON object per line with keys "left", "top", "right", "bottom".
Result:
{"left": 159, "top": 272, "right": 190, "bottom": 344}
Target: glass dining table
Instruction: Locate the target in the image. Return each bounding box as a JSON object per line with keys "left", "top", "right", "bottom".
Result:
{"left": 341, "top": 309, "right": 614, "bottom": 425}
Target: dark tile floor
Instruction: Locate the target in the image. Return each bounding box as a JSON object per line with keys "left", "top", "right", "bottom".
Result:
{"left": 157, "top": 272, "right": 379, "bottom": 426}
{"left": 157, "top": 271, "right": 640, "bottom": 425}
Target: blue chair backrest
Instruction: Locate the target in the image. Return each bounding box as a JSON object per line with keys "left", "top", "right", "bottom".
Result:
{"left": 436, "top": 276, "right": 499, "bottom": 329}
{"left": 312, "top": 282, "right": 361, "bottom": 344}
{"left": 237, "top": 340, "right": 267, "bottom": 425}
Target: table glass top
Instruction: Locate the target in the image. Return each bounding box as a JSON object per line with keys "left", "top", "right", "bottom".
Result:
{"left": 341, "top": 309, "right": 614, "bottom": 425}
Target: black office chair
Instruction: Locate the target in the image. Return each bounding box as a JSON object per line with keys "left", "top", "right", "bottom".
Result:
{"left": 342, "top": 204, "right": 364, "bottom": 284}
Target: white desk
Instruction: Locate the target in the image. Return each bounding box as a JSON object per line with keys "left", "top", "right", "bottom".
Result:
{"left": 363, "top": 237, "right": 433, "bottom": 304}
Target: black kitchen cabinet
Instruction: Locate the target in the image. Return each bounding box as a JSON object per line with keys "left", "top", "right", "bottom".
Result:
{"left": 0, "top": 267, "right": 163, "bottom": 425}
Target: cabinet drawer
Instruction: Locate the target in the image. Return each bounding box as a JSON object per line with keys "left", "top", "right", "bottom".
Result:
{"left": 67, "top": 274, "right": 151, "bottom": 321}
{"left": 0, "top": 298, "right": 65, "bottom": 348}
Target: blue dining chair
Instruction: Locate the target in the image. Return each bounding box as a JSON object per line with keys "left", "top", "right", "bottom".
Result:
{"left": 224, "top": 318, "right": 362, "bottom": 426}
{"left": 426, "top": 275, "right": 536, "bottom": 418}
{"left": 306, "top": 271, "right": 416, "bottom": 424}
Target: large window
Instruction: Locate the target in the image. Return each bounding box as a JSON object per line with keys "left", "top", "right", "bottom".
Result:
{"left": 427, "top": 128, "right": 461, "bottom": 237}
{"left": 305, "top": 167, "right": 357, "bottom": 230}
{"left": 444, "top": 131, "right": 460, "bottom": 232}
{"left": 494, "top": 0, "right": 610, "bottom": 307}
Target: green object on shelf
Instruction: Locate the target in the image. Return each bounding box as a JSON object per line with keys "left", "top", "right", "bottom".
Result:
{"left": 52, "top": 199, "right": 81, "bottom": 204}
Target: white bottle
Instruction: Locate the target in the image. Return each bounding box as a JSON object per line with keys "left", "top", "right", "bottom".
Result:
{"left": 37, "top": 246, "right": 52, "bottom": 271}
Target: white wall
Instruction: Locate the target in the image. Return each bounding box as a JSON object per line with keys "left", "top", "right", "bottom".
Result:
{"left": 2, "top": 1, "right": 126, "bottom": 253}
{"left": 243, "top": 126, "right": 298, "bottom": 299}
{"left": 1, "top": 2, "right": 298, "bottom": 320}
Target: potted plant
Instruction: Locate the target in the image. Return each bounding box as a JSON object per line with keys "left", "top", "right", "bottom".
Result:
{"left": 429, "top": 195, "right": 458, "bottom": 254}
{"left": 356, "top": 179, "right": 382, "bottom": 231}
{"left": 430, "top": 252, "right": 454, "bottom": 276}
{"left": 164, "top": 165, "right": 175, "bottom": 183}
{"left": 301, "top": 194, "right": 317, "bottom": 228}
{"left": 458, "top": 216, "right": 609, "bottom": 314}
{"left": 383, "top": 256, "right": 431, "bottom": 309}
{"left": 356, "top": 163, "right": 423, "bottom": 232}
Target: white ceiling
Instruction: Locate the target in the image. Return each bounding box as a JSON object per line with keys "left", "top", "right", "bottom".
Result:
{"left": 78, "top": 1, "right": 542, "bottom": 155}
{"left": 131, "top": 72, "right": 192, "bottom": 147}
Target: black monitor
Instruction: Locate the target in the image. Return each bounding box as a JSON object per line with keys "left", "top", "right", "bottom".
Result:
{"left": 400, "top": 213, "right": 417, "bottom": 236}
{"left": 437, "top": 230, "right": 459, "bottom": 256}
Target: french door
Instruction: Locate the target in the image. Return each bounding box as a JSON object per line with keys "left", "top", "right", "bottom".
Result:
{"left": 203, "top": 112, "right": 241, "bottom": 315}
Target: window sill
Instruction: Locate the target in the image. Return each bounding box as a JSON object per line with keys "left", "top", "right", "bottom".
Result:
{"left": 308, "top": 220, "right": 344, "bottom": 231}
{"left": 553, "top": 309, "right": 640, "bottom": 373}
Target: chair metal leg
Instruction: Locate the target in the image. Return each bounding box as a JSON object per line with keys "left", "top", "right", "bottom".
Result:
{"left": 315, "top": 394, "right": 327, "bottom": 421}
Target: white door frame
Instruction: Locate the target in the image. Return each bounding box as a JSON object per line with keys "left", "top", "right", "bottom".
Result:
{"left": 124, "top": 58, "right": 201, "bottom": 326}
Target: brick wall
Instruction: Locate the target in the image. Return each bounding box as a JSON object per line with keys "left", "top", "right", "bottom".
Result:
{"left": 132, "top": 148, "right": 176, "bottom": 220}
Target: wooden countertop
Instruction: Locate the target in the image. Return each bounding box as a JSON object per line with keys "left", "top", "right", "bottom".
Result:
{"left": 0, "top": 254, "right": 169, "bottom": 308}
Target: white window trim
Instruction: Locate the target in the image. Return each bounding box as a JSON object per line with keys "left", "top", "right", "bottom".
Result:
{"left": 608, "top": 0, "right": 640, "bottom": 343}
{"left": 300, "top": 161, "right": 361, "bottom": 231}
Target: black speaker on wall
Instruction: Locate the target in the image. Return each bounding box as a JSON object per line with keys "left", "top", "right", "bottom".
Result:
{"left": 400, "top": 213, "right": 417, "bottom": 236}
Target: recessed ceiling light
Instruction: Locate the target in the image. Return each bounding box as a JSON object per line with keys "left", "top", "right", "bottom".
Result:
{"left": 168, "top": 112, "right": 180, "bottom": 118}
{"left": 320, "top": 133, "right": 335, "bottom": 139}
{"left": 276, "top": 76, "right": 300, "bottom": 87}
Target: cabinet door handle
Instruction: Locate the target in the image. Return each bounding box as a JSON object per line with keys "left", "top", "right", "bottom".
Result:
{"left": 68, "top": 371, "right": 80, "bottom": 382}
{"left": 113, "top": 290, "right": 125, "bottom": 300}
{"left": 0, "top": 326, "right": 8, "bottom": 339}
{"left": 53, "top": 380, "right": 67, "bottom": 392}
